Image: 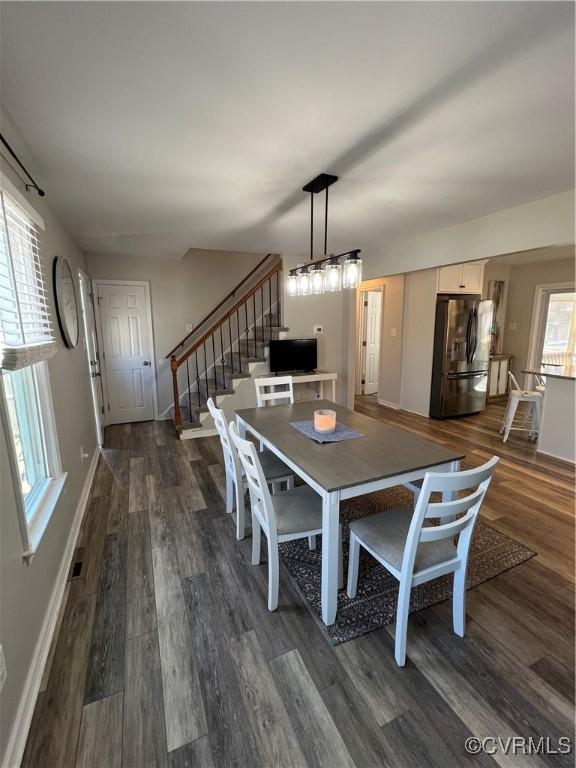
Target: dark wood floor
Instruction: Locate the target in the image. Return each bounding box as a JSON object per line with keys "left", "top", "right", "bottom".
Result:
{"left": 23, "top": 399, "right": 575, "bottom": 768}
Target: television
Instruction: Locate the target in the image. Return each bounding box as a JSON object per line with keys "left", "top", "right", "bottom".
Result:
{"left": 269, "top": 338, "right": 317, "bottom": 374}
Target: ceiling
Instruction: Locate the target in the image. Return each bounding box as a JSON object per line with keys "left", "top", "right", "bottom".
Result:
{"left": 1, "top": 2, "right": 574, "bottom": 260}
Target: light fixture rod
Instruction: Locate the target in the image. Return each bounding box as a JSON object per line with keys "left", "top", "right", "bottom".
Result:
{"left": 310, "top": 192, "right": 314, "bottom": 260}
{"left": 324, "top": 186, "right": 329, "bottom": 255}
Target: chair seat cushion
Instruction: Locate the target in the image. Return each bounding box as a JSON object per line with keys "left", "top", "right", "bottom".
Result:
{"left": 272, "top": 485, "right": 322, "bottom": 535}
{"left": 350, "top": 508, "right": 457, "bottom": 573}
{"left": 259, "top": 449, "right": 294, "bottom": 481}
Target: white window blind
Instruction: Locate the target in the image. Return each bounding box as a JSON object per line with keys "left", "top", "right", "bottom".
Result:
{"left": 0, "top": 191, "right": 56, "bottom": 370}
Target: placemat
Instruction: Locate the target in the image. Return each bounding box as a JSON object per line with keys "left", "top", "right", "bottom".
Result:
{"left": 290, "top": 419, "right": 364, "bottom": 444}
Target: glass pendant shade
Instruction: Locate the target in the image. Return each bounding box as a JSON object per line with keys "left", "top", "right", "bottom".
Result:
{"left": 343, "top": 255, "right": 362, "bottom": 289}
{"left": 298, "top": 269, "right": 310, "bottom": 296}
{"left": 311, "top": 266, "right": 324, "bottom": 295}
{"left": 287, "top": 273, "right": 298, "bottom": 297}
{"left": 323, "top": 261, "right": 342, "bottom": 292}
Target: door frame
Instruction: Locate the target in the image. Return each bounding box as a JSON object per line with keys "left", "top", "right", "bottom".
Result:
{"left": 526, "top": 281, "right": 575, "bottom": 374}
{"left": 78, "top": 269, "right": 105, "bottom": 444}
{"left": 355, "top": 278, "right": 385, "bottom": 396}
{"left": 92, "top": 279, "right": 159, "bottom": 422}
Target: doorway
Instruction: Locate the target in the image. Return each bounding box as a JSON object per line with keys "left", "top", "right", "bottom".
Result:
{"left": 78, "top": 270, "right": 104, "bottom": 445}
{"left": 94, "top": 280, "right": 157, "bottom": 424}
{"left": 358, "top": 288, "right": 383, "bottom": 395}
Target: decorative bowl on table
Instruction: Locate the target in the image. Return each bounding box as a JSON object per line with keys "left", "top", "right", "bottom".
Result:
{"left": 314, "top": 409, "right": 337, "bottom": 433}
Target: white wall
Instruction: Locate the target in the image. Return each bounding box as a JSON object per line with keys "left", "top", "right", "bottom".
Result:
{"left": 399, "top": 269, "right": 438, "bottom": 416}
{"left": 504, "top": 255, "right": 575, "bottom": 379}
{"left": 86, "top": 249, "right": 265, "bottom": 415}
{"left": 364, "top": 190, "right": 575, "bottom": 279}
{"left": 0, "top": 119, "right": 97, "bottom": 764}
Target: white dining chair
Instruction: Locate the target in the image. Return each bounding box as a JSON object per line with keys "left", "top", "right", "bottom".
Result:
{"left": 347, "top": 456, "right": 499, "bottom": 666}
{"left": 206, "top": 398, "right": 295, "bottom": 540}
{"left": 500, "top": 372, "right": 543, "bottom": 443}
{"left": 254, "top": 375, "right": 294, "bottom": 407}
{"left": 230, "top": 421, "right": 343, "bottom": 611}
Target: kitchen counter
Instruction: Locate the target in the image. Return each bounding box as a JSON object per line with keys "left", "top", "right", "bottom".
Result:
{"left": 522, "top": 367, "right": 575, "bottom": 463}
{"left": 523, "top": 364, "right": 576, "bottom": 381}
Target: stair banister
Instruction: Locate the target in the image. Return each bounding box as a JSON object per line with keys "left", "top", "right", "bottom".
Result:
{"left": 170, "top": 259, "right": 282, "bottom": 431}
{"left": 166, "top": 252, "right": 275, "bottom": 359}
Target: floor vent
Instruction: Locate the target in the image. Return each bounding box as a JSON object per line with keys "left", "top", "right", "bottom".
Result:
{"left": 69, "top": 548, "right": 84, "bottom": 580}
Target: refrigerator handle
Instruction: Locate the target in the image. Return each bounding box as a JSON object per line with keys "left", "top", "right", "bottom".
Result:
{"left": 471, "top": 308, "right": 479, "bottom": 361}
{"left": 465, "top": 310, "right": 473, "bottom": 364}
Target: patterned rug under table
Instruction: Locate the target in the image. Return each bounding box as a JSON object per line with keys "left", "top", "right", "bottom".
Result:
{"left": 278, "top": 486, "right": 536, "bottom": 645}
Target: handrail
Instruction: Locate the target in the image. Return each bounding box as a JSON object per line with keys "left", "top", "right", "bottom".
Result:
{"left": 165, "top": 252, "right": 275, "bottom": 358}
{"left": 173, "top": 260, "right": 282, "bottom": 368}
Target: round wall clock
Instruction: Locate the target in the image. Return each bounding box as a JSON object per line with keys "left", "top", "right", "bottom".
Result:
{"left": 53, "top": 256, "right": 80, "bottom": 348}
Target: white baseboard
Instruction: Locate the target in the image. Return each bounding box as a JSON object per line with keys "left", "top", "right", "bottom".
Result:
{"left": 2, "top": 447, "right": 100, "bottom": 768}
{"left": 377, "top": 398, "right": 401, "bottom": 410}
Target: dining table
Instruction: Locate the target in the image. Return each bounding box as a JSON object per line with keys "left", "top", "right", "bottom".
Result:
{"left": 235, "top": 399, "right": 465, "bottom": 626}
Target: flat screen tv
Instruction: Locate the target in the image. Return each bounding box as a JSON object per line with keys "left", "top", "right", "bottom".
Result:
{"left": 269, "top": 338, "right": 317, "bottom": 374}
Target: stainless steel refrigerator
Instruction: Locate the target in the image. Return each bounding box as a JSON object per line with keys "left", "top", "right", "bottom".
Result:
{"left": 430, "top": 296, "right": 494, "bottom": 419}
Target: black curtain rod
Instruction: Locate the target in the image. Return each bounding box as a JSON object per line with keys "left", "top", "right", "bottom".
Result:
{"left": 0, "top": 133, "right": 45, "bottom": 197}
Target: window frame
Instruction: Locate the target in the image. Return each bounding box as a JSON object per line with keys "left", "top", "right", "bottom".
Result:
{"left": 0, "top": 177, "right": 66, "bottom": 561}
{"left": 1, "top": 349, "right": 67, "bottom": 563}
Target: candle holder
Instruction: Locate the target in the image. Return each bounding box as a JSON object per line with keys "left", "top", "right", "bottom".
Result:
{"left": 314, "top": 409, "right": 337, "bottom": 433}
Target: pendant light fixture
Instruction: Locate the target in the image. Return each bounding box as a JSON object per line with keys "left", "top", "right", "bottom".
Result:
{"left": 286, "top": 172, "right": 361, "bottom": 297}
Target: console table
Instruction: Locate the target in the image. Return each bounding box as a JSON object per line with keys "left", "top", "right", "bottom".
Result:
{"left": 291, "top": 370, "right": 338, "bottom": 401}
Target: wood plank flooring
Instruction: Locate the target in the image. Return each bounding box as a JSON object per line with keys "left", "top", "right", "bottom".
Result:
{"left": 22, "top": 401, "right": 575, "bottom": 767}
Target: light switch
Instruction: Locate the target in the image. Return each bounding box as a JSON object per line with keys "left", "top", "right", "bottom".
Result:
{"left": 186, "top": 322, "right": 194, "bottom": 334}
{"left": 390, "top": 327, "right": 397, "bottom": 337}
{"left": 509, "top": 321, "right": 517, "bottom": 331}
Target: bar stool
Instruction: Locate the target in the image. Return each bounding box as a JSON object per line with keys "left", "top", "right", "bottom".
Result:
{"left": 500, "top": 372, "right": 543, "bottom": 443}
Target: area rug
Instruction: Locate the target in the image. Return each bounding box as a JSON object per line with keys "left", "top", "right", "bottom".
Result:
{"left": 278, "top": 486, "right": 536, "bottom": 645}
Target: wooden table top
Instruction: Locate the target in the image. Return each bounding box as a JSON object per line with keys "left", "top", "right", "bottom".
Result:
{"left": 235, "top": 400, "right": 464, "bottom": 493}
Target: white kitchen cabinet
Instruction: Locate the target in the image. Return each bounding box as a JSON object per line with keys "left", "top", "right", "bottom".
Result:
{"left": 437, "top": 261, "right": 487, "bottom": 294}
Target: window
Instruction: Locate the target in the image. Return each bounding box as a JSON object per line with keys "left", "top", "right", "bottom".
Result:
{"left": 541, "top": 292, "right": 576, "bottom": 368}
{"left": 0, "top": 186, "right": 65, "bottom": 559}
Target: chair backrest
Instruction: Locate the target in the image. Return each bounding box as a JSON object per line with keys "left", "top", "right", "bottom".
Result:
{"left": 206, "top": 398, "right": 242, "bottom": 489}
{"left": 508, "top": 371, "right": 522, "bottom": 391}
{"left": 254, "top": 375, "right": 294, "bottom": 407}
{"left": 229, "top": 422, "right": 276, "bottom": 536}
{"left": 401, "top": 456, "right": 499, "bottom": 578}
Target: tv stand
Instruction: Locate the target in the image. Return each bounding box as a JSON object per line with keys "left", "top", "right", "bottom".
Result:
{"left": 291, "top": 370, "right": 337, "bottom": 401}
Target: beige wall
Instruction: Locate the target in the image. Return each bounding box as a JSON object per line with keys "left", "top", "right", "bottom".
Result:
{"left": 504, "top": 256, "right": 575, "bottom": 380}
{"left": 86, "top": 249, "right": 265, "bottom": 415}
{"left": 0, "top": 126, "right": 96, "bottom": 760}
{"left": 377, "top": 275, "right": 405, "bottom": 408}
{"left": 364, "top": 190, "right": 574, "bottom": 279}
{"left": 400, "top": 269, "right": 438, "bottom": 416}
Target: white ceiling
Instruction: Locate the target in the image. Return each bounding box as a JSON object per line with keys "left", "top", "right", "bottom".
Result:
{"left": 1, "top": 2, "right": 574, "bottom": 260}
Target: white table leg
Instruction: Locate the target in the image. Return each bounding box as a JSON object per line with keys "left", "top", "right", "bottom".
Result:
{"left": 331, "top": 380, "right": 336, "bottom": 401}
{"left": 321, "top": 491, "right": 340, "bottom": 625}
{"left": 320, "top": 381, "right": 324, "bottom": 399}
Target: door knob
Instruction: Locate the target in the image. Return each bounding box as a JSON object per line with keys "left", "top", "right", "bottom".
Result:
{"left": 143, "top": 360, "right": 151, "bottom": 366}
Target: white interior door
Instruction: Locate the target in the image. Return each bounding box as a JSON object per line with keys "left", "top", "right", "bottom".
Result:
{"left": 364, "top": 290, "right": 382, "bottom": 395}
{"left": 78, "top": 271, "right": 104, "bottom": 444}
{"left": 96, "top": 282, "right": 155, "bottom": 424}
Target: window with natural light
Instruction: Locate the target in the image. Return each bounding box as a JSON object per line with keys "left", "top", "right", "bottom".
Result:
{"left": 0, "top": 187, "right": 66, "bottom": 558}
{"left": 542, "top": 292, "right": 576, "bottom": 368}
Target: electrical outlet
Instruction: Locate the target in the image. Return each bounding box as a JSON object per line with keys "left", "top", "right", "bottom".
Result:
{"left": 0, "top": 645, "right": 7, "bottom": 693}
{"left": 313, "top": 325, "right": 323, "bottom": 334}
{"left": 186, "top": 322, "right": 194, "bottom": 333}
{"left": 509, "top": 321, "right": 517, "bottom": 331}
{"left": 80, "top": 446, "right": 90, "bottom": 462}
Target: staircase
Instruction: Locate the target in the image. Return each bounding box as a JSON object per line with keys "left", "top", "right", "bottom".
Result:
{"left": 167, "top": 254, "right": 287, "bottom": 439}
